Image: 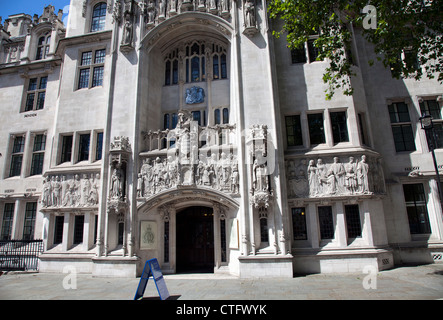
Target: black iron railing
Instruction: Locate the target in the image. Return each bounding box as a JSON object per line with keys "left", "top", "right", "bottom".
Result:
{"left": 0, "top": 240, "right": 44, "bottom": 271}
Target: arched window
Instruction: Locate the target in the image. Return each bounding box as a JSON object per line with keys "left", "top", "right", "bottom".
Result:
{"left": 36, "top": 32, "right": 51, "bottom": 60}
{"left": 91, "top": 2, "right": 107, "bottom": 32}
{"left": 163, "top": 114, "right": 170, "bottom": 130}
{"left": 212, "top": 44, "right": 227, "bottom": 80}
{"left": 185, "top": 42, "right": 206, "bottom": 83}
{"left": 223, "top": 108, "right": 229, "bottom": 124}
{"left": 163, "top": 40, "right": 227, "bottom": 86}
{"left": 214, "top": 107, "right": 229, "bottom": 125}
{"left": 214, "top": 109, "right": 221, "bottom": 125}
{"left": 164, "top": 49, "right": 179, "bottom": 85}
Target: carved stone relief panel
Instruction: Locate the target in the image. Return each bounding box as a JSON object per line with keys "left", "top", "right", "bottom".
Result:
{"left": 286, "top": 154, "right": 386, "bottom": 199}
{"left": 41, "top": 173, "right": 101, "bottom": 208}
{"left": 136, "top": 0, "right": 232, "bottom": 31}
{"left": 138, "top": 150, "right": 239, "bottom": 198}
{"left": 139, "top": 110, "right": 239, "bottom": 198}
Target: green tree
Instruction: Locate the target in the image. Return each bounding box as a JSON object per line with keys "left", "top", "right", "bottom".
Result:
{"left": 268, "top": 0, "right": 443, "bottom": 99}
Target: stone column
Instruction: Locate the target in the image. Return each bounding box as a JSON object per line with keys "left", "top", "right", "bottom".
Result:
{"left": 11, "top": 199, "right": 22, "bottom": 239}
{"left": 361, "top": 200, "right": 374, "bottom": 246}
{"left": 334, "top": 201, "right": 347, "bottom": 248}
{"left": 62, "top": 212, "right": 72, "bottom": 251}
{"left": 308, "top": 202, "right": 319, "bottom": 248}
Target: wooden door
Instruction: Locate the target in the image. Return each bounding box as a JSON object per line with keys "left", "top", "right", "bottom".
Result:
{"left": 176, "top": 206, "right": 214, "bottom": 273}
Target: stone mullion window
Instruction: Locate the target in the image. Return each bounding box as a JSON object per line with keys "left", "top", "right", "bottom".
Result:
{"left": 1, "top": 203, "right": 15, "bottom": 240}
{"left": 403, "top": 183, "right": 431, "bottom": 235}
{"left": 388, "top": 101, "right": 416, "bottom": 152}
{"left": 9, "top": 135, "right": 26, "bottom": 177}
{"left": 164, "top": 41, "right": 228, "bottom": 86}
{"left": 36, "top": 32, "right": 51, "bottom": 61}
{"left": 24, "top": 76, "right": 48, "bottom": 112}
{"left": 419, "top": 98, "right": 443, "bottom": 148}
{"left": 30, "top": 133, "right": 46, "bottom": 176}
{"left": 23, "top": 202, "right": 37, "bottom": 240}
{"left": 77, "top": 49, "right": 106, "bottom": 90}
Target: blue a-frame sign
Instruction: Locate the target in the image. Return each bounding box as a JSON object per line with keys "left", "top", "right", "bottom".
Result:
{"left": 134, "top": 258, "right": 170, "bottom": 300}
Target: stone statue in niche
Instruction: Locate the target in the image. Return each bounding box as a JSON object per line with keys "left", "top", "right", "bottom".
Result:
{"left": 287, "top": 155, "right": 380, "bottom": 198}
{"left": 121, "top": 0, "right": 134, "bottom": 50}
{"left": 185, "top": 86, "right": 205, "bottom": 104}
{"left": 41, "top": 173, "right": 101, "bottom": 208}
{"left": 170, "top": 0, "right": 178, "bottom": 14}
{"left": 159, "top": 0, "right": 167, "bottom": 19}
{"left": 253, "top": 159, "right": 269, "bottom": 192}
{"left": 123, "top": 14, "right": 133, "bottom": 45}
{"left": 209, "top": 0, "right": 217, "bottom": 12}
{"left": 110, "top": 165, "right": 124, "bottom": 199}
{"left": 147, "top": 0, "right": 156, "bottom": 25}
{"left": 244, "top": 0, "right": 256, "bottom": 28}
{"left": 221, "top": 0, "right": 229, "bottom": 14}
{"left": 231, "top": 162, "right": 240, "bottom": 194}
{"left": 198, "top": 0, "right": 206, "bottom": 11}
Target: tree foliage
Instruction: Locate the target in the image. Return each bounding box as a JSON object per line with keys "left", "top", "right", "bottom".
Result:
{"left": 268, "top": 0, "right": 443, "bottom": 99}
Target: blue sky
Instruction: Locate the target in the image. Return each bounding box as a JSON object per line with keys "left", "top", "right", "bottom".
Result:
{"left": 0, "top": 0, "right": 71, "bottom": 20}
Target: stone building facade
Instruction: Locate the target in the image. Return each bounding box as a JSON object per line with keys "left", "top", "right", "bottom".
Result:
{"left": 0, "top": 1, "right": 442, "bottom": 277}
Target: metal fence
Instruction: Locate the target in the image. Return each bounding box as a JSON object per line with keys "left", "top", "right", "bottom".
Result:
{"left": 0, "top": 240, "right": 44, "bottom": 271}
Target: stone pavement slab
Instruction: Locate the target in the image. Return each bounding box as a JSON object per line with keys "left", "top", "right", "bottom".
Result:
{"left": 0, "top": 264, "right": 442, "bottom": 301}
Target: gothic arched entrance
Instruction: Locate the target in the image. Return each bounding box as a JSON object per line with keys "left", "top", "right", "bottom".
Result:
{"left": 176, "top": 206, "right": 214, "bottom": 273}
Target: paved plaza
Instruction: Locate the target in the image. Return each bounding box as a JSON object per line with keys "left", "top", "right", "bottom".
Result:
{"left": 0, "top": 263, "right": 442, "bottom": 300}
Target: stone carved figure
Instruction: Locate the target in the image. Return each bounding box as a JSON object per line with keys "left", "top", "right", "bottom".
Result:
{"left": 110, "top": 166, "right": 124, "bottom": 199}
{"left": 244, "top": 0, "right": 256, "bottom": 28}
{"left": 89, "top": 174, "right": 101, "bottom": 205}
{"left": 344, "top": 157, "right": 358, "bottom": 194}
{"left": 147, "top": 0, "right": 156, "bottom": 24}
{"left": 209, "top": 0, "right": 217, "bottom": 11}
{"left": 253, "top": 159, "right": 269, "bottom": 192}
{"left": 327, "top": 157, "right": 345, "bottom": 195}
{"left": 316, "top": 158, "right": 328, "bottom": 194}
{"left": 231, "top": 162, "right": 240, "bottom": 194}
{"left": 159, "top": 0, "right": 167, "bottom": 18}
{"left": 307, "top": 160, "right": 319, "bottom": 196}
{"left": 123, "top": 17, "right": 133, "bottom": 45}
{"left": 42, "top": 177, "right": 52, "bottom": 207}
{"left": 357, "top": 155, "right": 370, "bottom": 194}
{"left": 170, "top": 0, "right": 177, "bottom": 13}
{"left": 121, "top": 1, "right": 134, "bottom": 47}
{"left": 221, "top": 0, "right": 229, "bottom": 13}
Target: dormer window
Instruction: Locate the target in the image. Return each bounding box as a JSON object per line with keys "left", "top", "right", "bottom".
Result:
{"left": 91, "top": 2, "right": 107, "bottom": 32}
{"left": 36, "top": 32, "right": 51, "bottom": 60}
